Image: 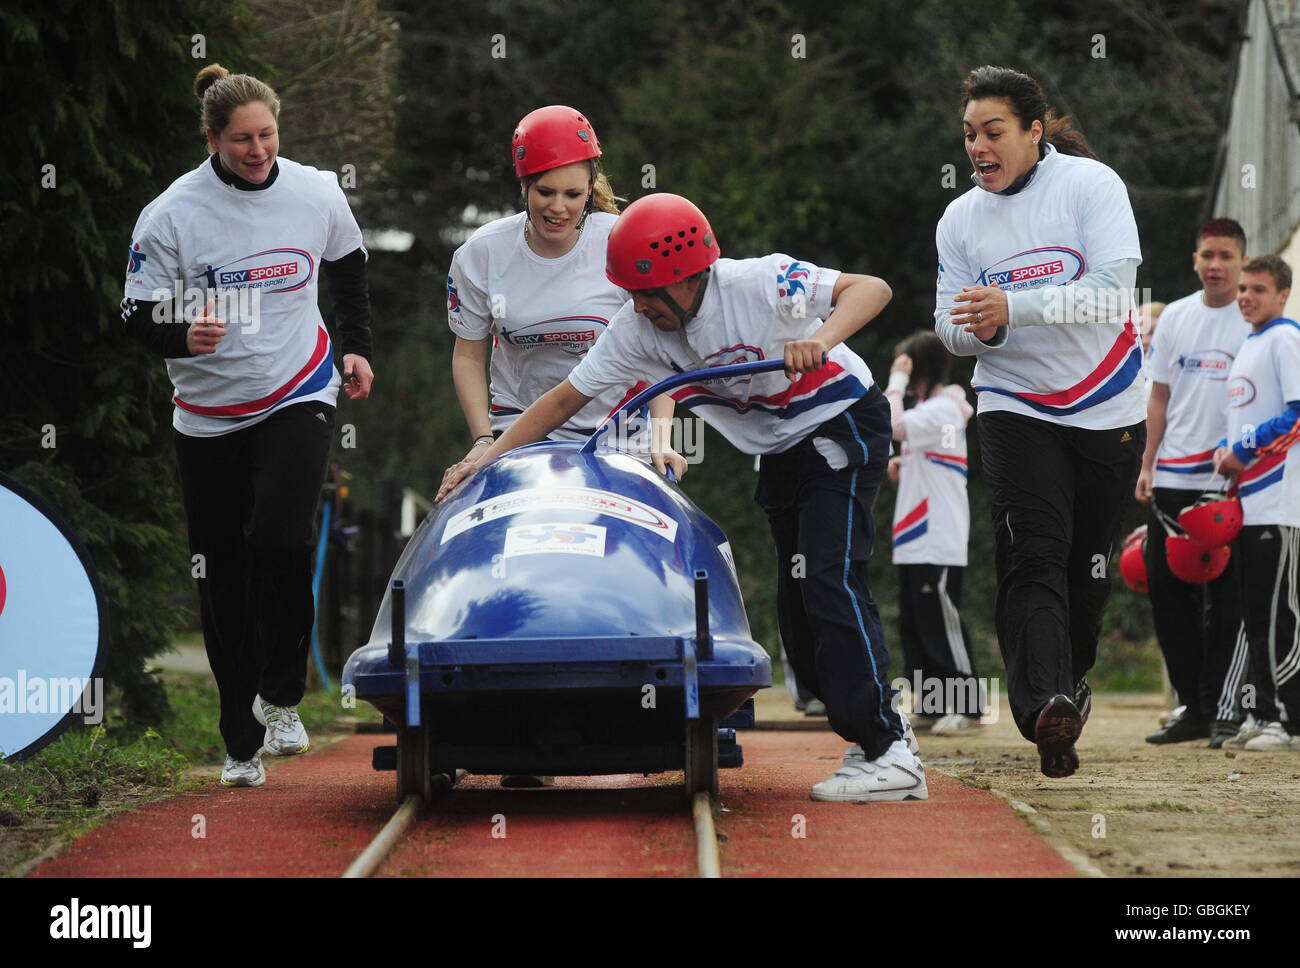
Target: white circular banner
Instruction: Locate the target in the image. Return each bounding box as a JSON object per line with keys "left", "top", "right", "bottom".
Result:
{"left": 0, "top": 472, "right": 107, "bottom": 760}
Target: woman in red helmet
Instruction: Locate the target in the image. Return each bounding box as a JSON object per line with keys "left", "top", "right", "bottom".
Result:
{"left": 445, "top": 105, "right": 682, "bottom": 482}
{"left": 439, "top": 193, "right": 926, "bottom": 803}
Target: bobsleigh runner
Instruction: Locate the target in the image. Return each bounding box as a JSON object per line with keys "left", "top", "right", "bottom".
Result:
{"left": 344, "top": 362, "right": 781, "bottom": 802}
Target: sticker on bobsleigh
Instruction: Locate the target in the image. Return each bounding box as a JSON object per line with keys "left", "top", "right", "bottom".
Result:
{"left": 503, "top": 523, "right": 606, "bottom": 559}
{"left": 441, "top": 487, "right": 678, "bottom": 543}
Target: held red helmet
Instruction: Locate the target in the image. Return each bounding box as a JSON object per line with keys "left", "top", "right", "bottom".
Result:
{"left": 1165, "top": 536, "right": 1232, "bottom": 584}
{"left": 512, "top": 105, "right": 601, "bottom": 177}
{"left": 1178, "top": 497, "right": 1243, "bottom": 547}
{"left": 1119, "top": 526, "right": 1149, "bottom": 593}
{"left": 606, "top": 194, "right": 719, "bottom": 290}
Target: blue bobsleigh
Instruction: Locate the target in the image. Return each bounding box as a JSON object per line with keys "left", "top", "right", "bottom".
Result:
{"left": 344, "top": 362, "right": 782, "bottom": 801}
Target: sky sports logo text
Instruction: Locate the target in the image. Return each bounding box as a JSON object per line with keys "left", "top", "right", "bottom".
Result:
{"left": 218, "top": 260, "right": 299, "bottom": 285}
{"left": 509, "top": 329, "right": 595, "bottom": 345}
{"left": 50, "top": 899, "right": 151, "bottom": 948}
{"left": 987, "top": 259, "right": 1064, "bottom": 286}
{"left": 1114, "top": 928, "right": 1250, "bottom": 942}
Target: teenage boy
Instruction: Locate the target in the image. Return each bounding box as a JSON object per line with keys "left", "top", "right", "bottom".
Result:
{"left": 1137, "top": 219, "right": 1251, "bottom": 748}
{"left": 1214, "top": 255, "right": 1300, "bottom": 751}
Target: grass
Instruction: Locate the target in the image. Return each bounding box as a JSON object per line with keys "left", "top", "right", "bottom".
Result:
{"left": 1, "top": 664, "right": 351, "bottom": 874}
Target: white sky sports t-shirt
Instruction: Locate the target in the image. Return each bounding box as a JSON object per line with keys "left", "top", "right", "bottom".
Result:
{"left": 447, "top": 212, "right": 634, "bottom": 439}
{"left": 935, "top": 145, "right": 1146, "bottom": 430}
{"left": 1224, "top": 319, "right": 1300, "bottom": 526}
{"left": 568, "top": 254, "right": 872, "bottom": 455}
{"left": 892, "top": 390, "right": 970, "bottom": 566}
{"left": 125, "top": 157, "right": 362, "bottom": 436}
{"left": 1148, "top": 292, "right": 1250, "bottom": 490}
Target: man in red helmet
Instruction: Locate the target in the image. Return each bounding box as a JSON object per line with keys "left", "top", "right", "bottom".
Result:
{"left": 1213, "top": 255, "right": 1300, "bottom": 752}
{"left": 1137, "top": 219, "right": 1251, "bottom": 748}
{"left": 438, "top": 193, "right": 926, "bottom": 802}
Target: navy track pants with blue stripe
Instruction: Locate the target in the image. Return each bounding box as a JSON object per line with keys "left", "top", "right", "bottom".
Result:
{"left": 756, "top": 386, "right": 902, "bottom": 760}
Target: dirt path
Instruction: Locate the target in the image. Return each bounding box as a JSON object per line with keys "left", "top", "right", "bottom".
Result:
{"left": 902, "top": 694, "right": 1300, "bottom": 877}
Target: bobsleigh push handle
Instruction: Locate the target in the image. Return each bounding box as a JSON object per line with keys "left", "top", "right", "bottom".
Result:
{"left": 581, "top": 358, "right": 789, "bottom": 455}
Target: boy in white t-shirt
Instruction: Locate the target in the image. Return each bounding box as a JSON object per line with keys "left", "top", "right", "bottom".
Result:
{"left": 1213, "top": 255, "right": 1300, "bottom": 751}
{"left": 883, "top": 332, "right": 982, "bottom": 733}
{"left": 439, "top": 193, "right": 928, "bottom": 802}
{"left": 1137, "top": 219, "right": 1251, "bottom": 748}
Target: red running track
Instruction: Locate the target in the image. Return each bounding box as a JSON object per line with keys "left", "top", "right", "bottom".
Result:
{"left": 31, "top": 731, "right": 1075, "bottom": 878}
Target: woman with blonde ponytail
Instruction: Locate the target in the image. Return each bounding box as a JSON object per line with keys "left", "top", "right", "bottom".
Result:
{"left": 445, "top": 106, "right": 682, "bottom": 492}
{"left": 122, "top": 64, "right": 376, "bottom": 788}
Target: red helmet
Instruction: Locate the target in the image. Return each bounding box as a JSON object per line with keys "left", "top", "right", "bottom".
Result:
{"left": 1178, "top": 497, "right": 1243, "bottom": 547}
{"left": 512, "top": 105, "right": 601, "bottom": 178}
{"left": 1165, "top": 535, "right": 1232, "bottom": 584}
{"left": 1120, "top": 526, "right": 1149, "bottom": 593}
{"left": 606, "top": 194, "right": 719, "bottom": 290}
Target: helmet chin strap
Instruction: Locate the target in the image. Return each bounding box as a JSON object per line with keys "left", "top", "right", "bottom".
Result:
{"left": 656, "top": 267, "right": 711, "bottom": 328}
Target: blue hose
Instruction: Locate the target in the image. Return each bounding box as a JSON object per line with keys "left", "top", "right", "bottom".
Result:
{"left": 310, "top": 499, "right": 335, "bottom": 692}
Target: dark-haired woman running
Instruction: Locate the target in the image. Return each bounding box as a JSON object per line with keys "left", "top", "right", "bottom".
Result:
{"left": 933, "top": 66, "right": 1145, "bottom": 777}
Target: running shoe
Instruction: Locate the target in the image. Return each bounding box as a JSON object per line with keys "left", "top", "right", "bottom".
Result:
{"left": 1035, "top": 694, "right": 1082, "bottom": 778}
{"left": 803, "top": 699, "right": 827, "bottom": 717}
{"left": 253, "top": 694, "right": 310, "bottom": 755}
{"left": 1221, "top": 716, "right": 1264, "bottom": 750}
{"left": 931, "top": 713, "right": 979, "bottom": 735}
{"left": 1145, "top": 708, "right": 1208, "bottom": 744}
{"left": 1242, "top": 721, "right": 1296, "bottom": 751}
{"left": 220, "top": 755, "right": 265, "bottom": 787}
{"left": 811, "top": 746, "right": 928, "bottom": 802}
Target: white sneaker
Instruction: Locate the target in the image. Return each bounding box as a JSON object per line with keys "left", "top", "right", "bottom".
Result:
{"left": 931, "top": 713, "right": 979, "bottom": 735}
{"left": 253, "top": 694, "right": 310, "bottom": 755}
{"left": 811, "top": 747, "right": 928, "bottom": 802}
{"left": 1221, "top": 715, "right": 1263, "bottom": 750}
{"left": 221, "top": 755, "right": 265, "bottom": 787}
{"left": 1242, "top": 721, "right": 1296, "bottom": 751}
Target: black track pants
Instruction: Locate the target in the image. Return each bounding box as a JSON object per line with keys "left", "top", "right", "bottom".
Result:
{"left": 1237, "top": 525, "right": 1300, "bottom": 730}
{"left": 897, "top": 564, "right": 984, "bottom": 716}
{"left": 756, "top": 388, "right": 902, "bottom": 760}
{"left": 174, "top": 401, "right": 335, "bottom": 760}
{"left": 978, "top": 411, "right": 1144, "bottom": 741}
